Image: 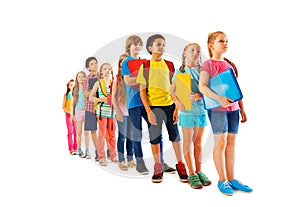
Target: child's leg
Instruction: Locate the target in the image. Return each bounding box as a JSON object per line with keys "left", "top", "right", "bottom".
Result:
{"left": 76, "top": 121, "right": 83, "bottom": 149}
{"left": 194, "top": 127, "right": 205, "bottom": 173}
{"left": 107, "top": 118, "right": 117, "bottom": 160}
{"left": 125, "top": 117, "right": 134, "bottom": 161}
{"left": 225, "top": 133, "right": 236, "bottom": 181}
{"left": 97, "top": 117, "right": 107, "bottom": 159}
{"left": 65, "top": 113, "right": 73, "bottom": 152}
{"left": 117, "top": 118, "right": 126, "bottom": 162}
{"left": 213, "top": 133, "right": 228, "bottom": 181}
{"left": 182, "top": 127, "right": 195, "bottom": 176}
{"left": 84, "top": 131, "right": 90, "bottom": 149}
{"left": 72, "top": 119, "right": 77, "bottom": 151}
{"left": 151, "top": 143, "right": 161, "bottom": 163}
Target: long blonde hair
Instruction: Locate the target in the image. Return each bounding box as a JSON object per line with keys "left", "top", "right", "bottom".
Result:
{"left": 207, "top": 31, "right": 238, "bottom": 78}
{"left": 114, "top": 54, "right": 128, "bottom": 106}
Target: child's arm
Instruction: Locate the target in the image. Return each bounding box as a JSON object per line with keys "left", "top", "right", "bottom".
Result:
{"left": 123, "top": 75, "right": 138, "bottom": 86}
{"left": 70, "top": 96, "right": 74, "bottom": 121}
{"left": 88, "top": 81, "right": 108, "bottom": 103}
{"left": 111, "top": 82, "right": 123, "bottom": 122}
{"left": 238, "top": 100, "right": 247, "bottom": 123}
{"left": 199, "top": 71, "right": 233, "bottom": 107}
{"left": 139, "top": 84, "right": 157, "bottom": 125}
{"left": 170, "top": 80, "right": 185, "bottom": 111}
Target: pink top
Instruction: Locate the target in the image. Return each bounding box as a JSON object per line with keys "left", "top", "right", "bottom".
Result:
{"left": 201, "top": 59, "right": 239, "bottom": 111}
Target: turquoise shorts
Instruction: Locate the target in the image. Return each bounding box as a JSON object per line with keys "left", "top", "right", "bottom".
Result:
{"left": 179, "top": 113, "right": 208, "bottom": 128}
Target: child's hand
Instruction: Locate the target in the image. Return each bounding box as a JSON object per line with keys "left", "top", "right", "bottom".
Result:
{"left": 189, "top": 93, "right": 202, "bottom": 101}
{"left": 173, "top": 110, "right": 178, "bottom": 124}
{"left": 116, "top": 113, "right": 123, "bottom": 122}
{"left": 219, "top": 96, "right": 233, "bottom": 107}
{"left": 240, "top": 110, "right": 247, "bottom": 123}
{"left": 177, "top": 101, "right": 185, "bottom": 111}
{"left": 147, "top": 110, "right": 157, "bottom": 125}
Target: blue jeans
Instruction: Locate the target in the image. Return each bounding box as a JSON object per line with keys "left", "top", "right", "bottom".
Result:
{"left": 129, "top": 106, "right": 165, "bottom": 164}
{"left": 117, "top": 116, "right": 134, "bottom": 162}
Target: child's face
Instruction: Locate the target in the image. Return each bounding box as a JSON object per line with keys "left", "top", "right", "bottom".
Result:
{"left": 185, "top": 45, "right": 201, "bottom": 64}
{"left": 68, "top": 81, "right": 74, "bottom": 89}
{"left": 88, "top": 59, "right": 98, "bottom": 73}
{"left": 212, "top": 34, "right": 228, "bottom": 54}
{"left": 77, "top": 73, "right": 85, "bottom": 84}
{"left": 129, "top": 42, "right": 142, "bottom": 56}
{"left": 101, "top": 64, "right": 112, "bottom": 78}
{"left": 149, "top": 38, "right": 165, "bottom": 55}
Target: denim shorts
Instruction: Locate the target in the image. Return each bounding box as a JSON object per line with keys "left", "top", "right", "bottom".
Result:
{"left": 179, "top": 113, "right": 208, "bottom": 128}
{"left": 207, "top": 110, "right": 240, "bottom": 134}
{"left": 84, "top": 110, "right": 97, "bottom": 131}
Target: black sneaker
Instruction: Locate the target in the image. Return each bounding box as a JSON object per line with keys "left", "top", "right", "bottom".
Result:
{"left": 95, "top": 150, "right": 99, "bottom": 162}
{"left": 136, "top": 163, "right": 149, "bottom": 175}
{"left": 152, "top": 163, "right": 163, "bottom": 183}
{"left": 176, "top": 161, "right": 188, "bottom": 183}
{"left": 163, "top": 163, "right": 176, "bottom": 174}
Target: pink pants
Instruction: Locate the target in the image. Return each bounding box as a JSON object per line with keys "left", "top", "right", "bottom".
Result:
{"left": 65, "top": 113, "right": 77, "bottom": 152}
{"left": 97, "top": 117, "right": 116, "bottom": 159}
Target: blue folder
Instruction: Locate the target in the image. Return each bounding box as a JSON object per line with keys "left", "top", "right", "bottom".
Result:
{"left": 203, "top": 68, "right": 243, "bottom": 110}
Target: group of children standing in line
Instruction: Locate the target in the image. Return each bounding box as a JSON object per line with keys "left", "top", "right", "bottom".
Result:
{"left": 62, "top": 31, "right": 253, "bottom": 196}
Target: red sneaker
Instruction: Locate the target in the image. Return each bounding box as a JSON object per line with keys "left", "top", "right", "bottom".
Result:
{"left": 152, "top": 163, "right": 163, "bottom": 183}
{"left": 176, "top": 161, "right": 188, "bottom": 183}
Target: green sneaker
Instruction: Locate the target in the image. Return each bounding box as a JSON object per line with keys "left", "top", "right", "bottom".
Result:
{"left": 188, "top": 174, "right": 203, "bottom": 189}
{"left": 197, "top": 172, "right": 211, "bottom": 186}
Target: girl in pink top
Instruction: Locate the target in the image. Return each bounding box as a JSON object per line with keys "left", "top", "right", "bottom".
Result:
{"left": 199, "top": 31, "right": 252, "bottom": 196}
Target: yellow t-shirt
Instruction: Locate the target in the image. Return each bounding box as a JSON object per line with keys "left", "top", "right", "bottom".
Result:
{"left": 136, "top": 60, "right": 173, "bottom": 106}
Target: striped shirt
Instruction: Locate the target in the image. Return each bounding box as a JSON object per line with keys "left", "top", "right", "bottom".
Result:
{"left": 96, "top": 83, "right": 115, "bottom": 118}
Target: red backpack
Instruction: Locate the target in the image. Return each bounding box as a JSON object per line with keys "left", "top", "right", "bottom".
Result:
{"left": 142, "top": 59, "right": 175, "bottom": 89}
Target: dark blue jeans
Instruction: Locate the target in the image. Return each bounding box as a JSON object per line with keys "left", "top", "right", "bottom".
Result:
{"left": 117, "top": 116, "right": 134, "bottom": 162}
{"left": 129, "top": 106, "right": 164, "bottom": 164}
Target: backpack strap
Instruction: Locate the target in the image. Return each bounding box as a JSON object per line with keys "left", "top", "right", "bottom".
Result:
{"left": 164, "top": 59, "right": 175, "bottom": 83}
{"left": 142, "top": 60, "right": 151, "bottom": 90}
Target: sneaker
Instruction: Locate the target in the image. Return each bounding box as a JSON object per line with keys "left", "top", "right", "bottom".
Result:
{"left": 95, "top": 150, "right": 99, "bottom": 162}
{"left": 188, "top": 174, "right": 203, "bottom": 189}
{"left": 152, "top": 163, "right": 163, "bottom": 183}
{"left": 127, "top": 160, "right": 136, "bottom": 168}
{"left": 99, "top": 158, "right": 107, "bottom": 166}
{"left": 229, "top": 179, "right": 253, "bottom": 192}
{"left": 163, "top": 163, "right": 176, "bottom": 174}
{"left": 136, "top": 163, "right": 149, "bottom": 175}
{"left": 118, "top": 161, "right": 128, "bottom": 170}
{"left": 197, "top": 171, "right": 211, "bottom": 186}
{"left": 176, "top": 162, "right": 188, "bottom": 182}
{"left": 85, "top": 151, "right": 90, "bottom": 159}
{"left": 218, "top": 181, "right": 234, "bottom": 196}
{"left": 78, "top": 150, "right": 85, "bottom": 158}
{"left": 111, "top": 157, "right": 118, "bottom": 163}
{"left": 70, "top": 150, "right": 77, "bottom": 155}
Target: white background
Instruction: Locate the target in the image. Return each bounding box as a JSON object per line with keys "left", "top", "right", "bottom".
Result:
{"left": 1, "top": 0, "right": 299, "bottom": 206}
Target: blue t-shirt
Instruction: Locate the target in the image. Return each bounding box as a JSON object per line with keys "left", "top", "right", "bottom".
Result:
{"left": 122, "top": 56, "right": 143, "bottom": 109}
{"left": 75, "top": 89, "right": 85, "bottom": 110}
{"left": 173, "top": 67, "right": 206, "bottom": 115}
